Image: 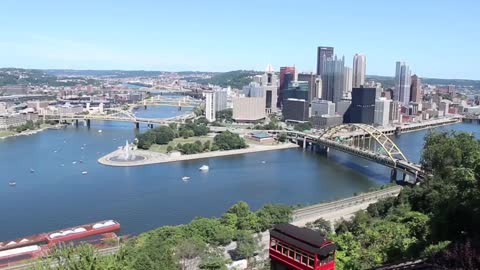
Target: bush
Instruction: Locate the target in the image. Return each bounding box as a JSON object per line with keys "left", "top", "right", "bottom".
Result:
{"left": 213, "top": 131, "right": 247, "bottom": 150}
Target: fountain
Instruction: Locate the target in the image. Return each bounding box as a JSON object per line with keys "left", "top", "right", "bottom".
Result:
{"left": 107, "top": 139, "right": 146, "bottom": 163}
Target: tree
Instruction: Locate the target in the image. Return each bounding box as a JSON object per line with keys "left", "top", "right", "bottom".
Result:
{"left": 305, "top": 218, "right": 332, "bottom": 235}
{"left": 234, "top": 230, "right": 259, "bottom": 266}
{"left": 175, "top": 238, "right": 205, "bottom": 270}
{"left": 199, "top": 249, "right": 229, "bottom": 270}
{"left": 213, "top": 131, "right": 247, "bottom": 150}
{"left": 294, "top": 122, "right": 312, "bottom": 132}
{"left": 203, "top": 140, "right": 211, "bottom": 151}
{"left": 255, "top": 204, "right": 292, "bottom": 231}
{"left": 166, "top": 145, "right": 173, "bottom": 153}
{"left": 154, "top": 126, "right": 175, "bottom": 144}
{"left": 278, "top": 133, "right": 288, "bottom": 143}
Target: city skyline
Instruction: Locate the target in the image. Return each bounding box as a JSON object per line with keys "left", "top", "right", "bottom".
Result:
{"left": 0, "top": 0, "right": 479, "bottom": 79}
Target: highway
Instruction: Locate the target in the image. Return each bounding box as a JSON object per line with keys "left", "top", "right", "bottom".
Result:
{"left": 292, "top": 185, "right": 402, "bottom": 225}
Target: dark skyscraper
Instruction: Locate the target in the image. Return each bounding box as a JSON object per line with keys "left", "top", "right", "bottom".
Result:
{"left": 316, "top": 46, "right": 334, "bottom": 76}
{"left": 345, "top": 86, "right": 376, "bottom": 124}
{"left": 278, "top": 66, "right": 296, "bottom": 107}
{"left": 410, "top": 74, "right": 422, "bottom": 103}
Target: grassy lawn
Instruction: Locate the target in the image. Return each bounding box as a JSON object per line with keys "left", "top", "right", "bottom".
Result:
{"left": 0, "top": 130, "right": 15, "bottom": 138}
{"left": 149, "top": 136, "right": 213, "bottom": 153}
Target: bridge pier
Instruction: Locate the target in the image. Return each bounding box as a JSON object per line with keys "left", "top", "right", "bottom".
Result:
{"left": 135, "top": 122, "right": 140, "bottom": 129}
{"left": 75, "top": 119, "right": 79, "bottom": 127}
{"left": 144, "top": 105, "right": 147, "bottom": 110}
{"left": 303, "top": 137, "right": 307, "bottom": 149}
{"left": 86, "top": 119, "right": 91, "bottom": 128}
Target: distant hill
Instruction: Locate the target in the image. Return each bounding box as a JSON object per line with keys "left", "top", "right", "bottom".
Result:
{"left": 0, "top": 68, "right": 98, "bottom": 88}
{"left": 190, "top": 70, "right": 262, "bottom": 89}
{"left": 44, "top": 69, "right": 217, "bottom": 78}
{"left": 367, "top": 75, "right": 480, "bottom": 89}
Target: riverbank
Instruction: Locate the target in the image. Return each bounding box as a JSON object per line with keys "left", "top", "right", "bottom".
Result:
{"left": 0, "top": 124, "right": 63, "bottom": 140}
{"left": 98, "top": 142, "right": 299, "bottom": 167}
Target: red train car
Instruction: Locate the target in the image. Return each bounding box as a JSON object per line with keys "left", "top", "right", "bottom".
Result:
{"left": 46, "top": 220, "right": 120, "bottom": 244}
{"left": 269, "top": 223, "right": 336, "bottom": 270}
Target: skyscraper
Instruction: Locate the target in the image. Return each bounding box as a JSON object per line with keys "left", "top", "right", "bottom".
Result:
{"left": 214, "top": 88, "right": 228, "bottom": 112}
{"left": 352, "top": 53, "right": 366, "bottom": 88}
{"left": 394, "top": 61, "right": 411, "bottom": 106}
{"left": 297, "top": 72, "right": 319, "bottom": 102}
{"left": 278, "top": 66, "right": 296, "bottom": 107}
{"left": 322, "top": 55, "right": 345, "bottom": 103}
{"left": 345, "top": 86, "right": 376, "bottom": 124}
{"left": 316, "top": 46, "right": 334, "bottom": 76}
{"left": 343, "top": 67, "right": 353, "bottom": 98}
{"left": 374, "top": 97, "right": 392, "bottom": 127}
{"left": 410, "top": 74, "right": 422, "bottom": 103}
{"left": 204, "top": 91, "right": 216, "bottom": 122}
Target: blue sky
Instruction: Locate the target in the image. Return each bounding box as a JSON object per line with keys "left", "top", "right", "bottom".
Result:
{"left": 1, "top": 0, "right": 478, "bottom": 79}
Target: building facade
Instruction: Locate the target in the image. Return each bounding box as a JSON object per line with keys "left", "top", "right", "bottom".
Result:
{"left": 278, "top": 66, "right": 296, "bottom": 107}
{"left": 394, "top": 61, "right": 411, "bottom": 106}
{"left": 214, "top": 89, "right": 228, "bottom": 112}
{"left": 282, "top": 98, "right": 309, "bottom": 122}
{"left": 322, "top": 55, "right": 345, "bottom": 103}
{"left": 389, "top": 101, "right": 402, "bottom": 124}
{"left": 352, "top": 53, "right": 366, "bottom": 88}
{"left": 346, "top": 86, "right": 376, "bottom": 124}
{"left": 374, "top": 98, "right": 391, "bottom": 127}
{"left": 297, "top": 73, "right": 320, "bottom": 102}
{"left": 204, "top": 91, "right": 216, "bottom": 122}
{"left": 343, "top": 67, "right": 353, "bottom": 98}
{"left": 311, "top": 99, "right": 335, "bottom": 116}
{"left": 316, "top": 46, "right": 334, "bottom": 76}
{"left": 232, "top": 97, "right": 266, "bottom": 122}
{"left": 410, "top": 74, "right": 422, "bottom": 103}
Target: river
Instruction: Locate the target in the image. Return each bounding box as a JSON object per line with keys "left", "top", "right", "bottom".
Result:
{"left": 0, "top": 106, "right": 478, "bottom": 240}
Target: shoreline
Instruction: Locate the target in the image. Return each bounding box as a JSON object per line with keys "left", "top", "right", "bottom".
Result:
{"left": 98, "top": 143, "right": 299, "bottom": 167}
{"left": 0, "top": 125, "right": 63, "bottom": 140}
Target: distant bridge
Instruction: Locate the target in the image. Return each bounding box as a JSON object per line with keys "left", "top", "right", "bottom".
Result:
{"left": 280, "top": 124, "right": 429, "bottom": 183}
{"left": 40, "top": 108, "right": 193, "bottom": 128}
{"left": 136, "top": 96, "right": 201, "bottom": 108}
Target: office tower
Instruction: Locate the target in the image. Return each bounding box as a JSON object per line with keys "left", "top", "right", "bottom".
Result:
{"left": 311, "top": 99, "right": 335, "bottom": 116}
{"left": 316, "top": 46, "right": 334, "bottom": 76}
{"left": 322, "top": 55, "right": 345, "bottom": 103}
{"left": 352, "top": 53, "right": 366, "bottom": 88}
{"left": 297, "top": 73, "right": 319, "bottom": 102}
{"left": 345, "top": 86, "right": 376, "bottom": 124}
{"left": 232, "top": 97, "right": 266, "bottom": 122}
{"left": 389, "top": 101, "right": 402, "bottom": 123}
{"left": 278, "top": 66, "right": 296, "bottom": 107}
{"left": 343, "top": 67, "right": 353, "bottom": 98}
{"left": 214, "top": 89, "right": 228, "bottom": 112}
{"left": 336, "top": 99, "right": 352, "bottom": 118}
{"left": 374, "top": 97, "right": 392, "bottom": 127}
{"left": 282, "top": 98, "right": 310, "bottom": 122}
{"left": 241, "top": 65, "right": 278, "bottom": 113}
{"left": 205, "top": 91, "right": 216, "bottom": 122}
{"left": 383, "top": 88, "right": 394, "bottom": 100}
{"left": 394, "top": 61, "right": 412, "bottom": 106}
{"left": 410, "top": 74, "right": 422, "bottom": 103}
{"left": 447, "top": 85, "right": 456, "bottom": 97}
{"left": 315, "top": 77, "right": 322, "bottom": 99}
{"left": 283, "top": 81, "right": 310, "bottom": 101}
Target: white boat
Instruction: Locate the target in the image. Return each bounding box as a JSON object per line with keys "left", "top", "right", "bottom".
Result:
{"left": 199, "top": 165, "right": 209, "bottom": 171}
{"left": 82, "top": 171, "right": 88, "bottom": 175}
{"left": 261, "top": 160, "right": 266, "bottom": 164}
{"left": 30, "top": 168, "right": 35, "bottom": 173}
{"left": 72, "top": 161, "right": 77, "bottom": 164}
{"left": 98, "top": 130, "right": 103, "bottom": 133}
{"left": 182, "top": 176, "right": 190, "bottom": 181}
{"left": 8, "top": 181, "right": 16, "bottom": 186}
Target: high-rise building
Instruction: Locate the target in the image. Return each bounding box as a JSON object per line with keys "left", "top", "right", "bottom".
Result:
{"left": 241, "top": 65, "right": 278, "bottom": 113}
{"left": 283, "top": 81, "right": 310, "bottom": 101}
{"left": 374, "top": 98, "right": 392, "bottom": 127}
{"left": 394, "top": 61, "right": 412, "bottom": 106}
{"left": 282, "top": 98, "right": 310, "bottom": 122}
{"left": 316, "top": 46, "right": 334, "bottom": 76}
{"left": 204, "top": 91, "right": 216, "bottom": 122}
{"left": 278, "top": 66, "right": 296, "bottom": 107}
{"left": 311, "top": 99, "right": 335, "bottom": 116}
{"left": 343, "top": 67, "right": 353, "bottom": 98}
{"left": 262, "top": 64, "right": 279, "bottom": 113}
{"left": 214, "top": 89, "right": 228, "bottom": 112}
{"left": 345, "top": 86, "right": 376, "bottom": 124}
{"left": 232, "top": 97, "right": 266, "bottom": 122}
{"left": 336, "top": 99, "right": 351, "bottom": 118}
{"left": 389, "top": 101, "right": 402, "bottom": 124}
{"left": 297, "top": 73, "right": 319, "bottom": 102}
{"left": 410, "top": 74, "right": 422, "bottom": 103}
{"left": 352, "top": 53, "right": 366, "bottom": 88}
{"left": 322, "top": 55, "right": 345, "bottom": 103}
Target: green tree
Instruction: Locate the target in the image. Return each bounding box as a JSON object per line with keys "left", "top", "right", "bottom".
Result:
{"left": 213, "top": 131, "right": 247, "bottom": 150}
{"left": 305, "top": 218, "right": 332, "bottom": 235}
{"left": 199, "top": 249, "right": 229, "bottom": 270}
{"left": 175, "top": 238, "right": 205, "bottom": 270}
{"left": 234, "top": 230, "right": 259, "bottom": 266}
{"left": 278, "top": 133, "right": 288, "bottom": 143}
{"left": 255, "top": 204, "right": 292, "bottom": 231}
